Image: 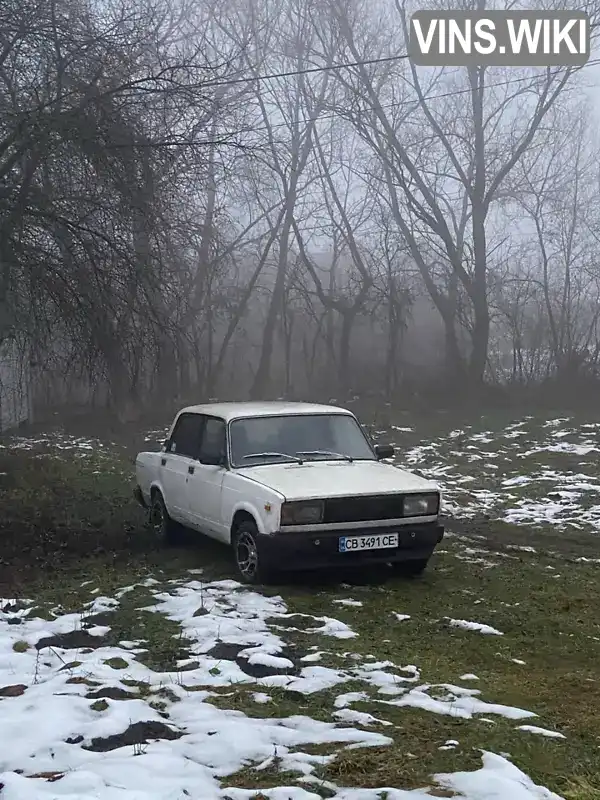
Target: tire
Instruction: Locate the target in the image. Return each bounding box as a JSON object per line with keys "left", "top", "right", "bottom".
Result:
{"left": 232, "top": 520, "right": 275, "bottom": 585}
{"left": 149, "top": 491, "right": 183, "bottom": 546}
{"left": 390, "top": 558, "right": 429, "bottom": 577}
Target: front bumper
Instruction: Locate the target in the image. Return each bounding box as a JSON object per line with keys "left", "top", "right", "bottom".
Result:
{"left": 257, "top": 523, "right": 444, "bottom": 571}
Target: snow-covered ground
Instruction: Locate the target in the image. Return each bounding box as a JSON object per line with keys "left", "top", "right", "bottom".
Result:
{"left": 0, "top": 577, "right": 564, "bottom": 800}
{"left": 2, "top": 412, "right": 595, "bottom": 798}
{"left": 387, "top": 416, "right": 600, "bottom": 532}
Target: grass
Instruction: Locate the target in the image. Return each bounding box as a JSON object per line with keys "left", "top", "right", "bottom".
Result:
{"left": 564, "top": 777, "right": 600, "bottom": 800}
{"left": 371, "top": 407, "right": 600, "bottom": 536}
{"left": 2, "top": 411, "right": 600, "bottom": 796}
{"left": 218, "top": 543, "right": 600, "bottom": 795}
{"left": 0, "top": 447, "right": 140, "bottom": 587}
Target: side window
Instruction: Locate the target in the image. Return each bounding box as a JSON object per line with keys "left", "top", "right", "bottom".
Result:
{"left": 198, "top": 417, "right": 226, "bottom": 464}
{"left": 168, "top": 414, "right": 203, "bottom": 458}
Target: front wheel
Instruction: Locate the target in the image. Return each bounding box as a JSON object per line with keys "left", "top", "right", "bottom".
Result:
{"left": 232, "top": 521, "right": 275, "bottom": 585}
{"left": 390, "top": 558, "right": 429, "bottom": 577}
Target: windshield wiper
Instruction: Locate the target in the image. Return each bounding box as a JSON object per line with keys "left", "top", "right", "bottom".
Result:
{"left": 242, "top": 452, "right": 303, "bottom": 463}
{"left": 296, "top": 450, "right": 353, "bottom": 462}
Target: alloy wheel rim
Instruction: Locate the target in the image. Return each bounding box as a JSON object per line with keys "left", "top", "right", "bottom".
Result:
{"left": 236, "top": 531, "right": 258, "bottom": 578}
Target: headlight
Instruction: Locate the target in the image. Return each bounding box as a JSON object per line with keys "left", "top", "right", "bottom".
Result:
{"left": 280, "top": 500, "right": 324, "bottom": 526}
{"left": 403, "top": 493, "right": 439, "bottom": 516}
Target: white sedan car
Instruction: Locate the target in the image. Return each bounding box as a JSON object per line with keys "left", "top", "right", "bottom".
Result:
{"left": 134, "top": 401, "right": 444, "bottom": 583}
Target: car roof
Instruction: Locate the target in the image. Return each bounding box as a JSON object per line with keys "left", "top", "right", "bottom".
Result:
{"left": 176, "top": 401, "right": 354, "bottom": 423}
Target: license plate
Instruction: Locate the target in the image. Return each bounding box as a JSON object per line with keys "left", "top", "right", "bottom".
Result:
{"left": 339, "top": 533, "right": 398, "bottom": 553}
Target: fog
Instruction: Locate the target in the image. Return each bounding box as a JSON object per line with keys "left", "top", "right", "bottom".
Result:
{"left": 3, "top": 6, "right": 600, "bottom": 793}
{"left": 2, "top": 0, "right": 600, "bottom": 428}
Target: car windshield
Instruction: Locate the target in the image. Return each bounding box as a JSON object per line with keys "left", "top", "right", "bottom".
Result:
{"left": 229, "top": 413, "right": 376, "bottom": 467}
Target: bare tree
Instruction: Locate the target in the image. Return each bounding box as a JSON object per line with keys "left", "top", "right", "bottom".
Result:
{"left": 0, "top": 0, "right": 242, "bottom": 418}
{"left": 319, "top": 0, "right": 596, "bottom": 389}
{"left": 514, "top": 106, "right": 600, "bottom": 382}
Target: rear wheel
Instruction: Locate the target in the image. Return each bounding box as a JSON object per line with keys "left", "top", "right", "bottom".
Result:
{"left": 149, "top": 492, "right": 183, "bottom": 546}
{"left": 390, "top": 558, "right": 429, "bottom": 577}
{"left": 232, "top": 521, "right": 275, "bottom": 585}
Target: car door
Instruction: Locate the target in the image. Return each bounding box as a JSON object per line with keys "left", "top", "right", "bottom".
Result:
{"left": 187, "top": 415, "right": 228, "bottom": 540}
{"left": 160, "top": 413, "right": 203, "bottom": 524}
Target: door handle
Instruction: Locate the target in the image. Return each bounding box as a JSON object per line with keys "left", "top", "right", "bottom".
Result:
{"left": 161, "top": 457, "right": 166, "bottom": 466}
{"left": 188, "top": 465, "right": 195, "bottom": 474}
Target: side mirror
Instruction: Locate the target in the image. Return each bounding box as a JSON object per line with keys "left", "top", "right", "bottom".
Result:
{"left": 375, "top": 443, "right": 394, "bottom": 460}
{"left": 200, "top": 452, "right": 225, "bottom": 467}
{"left": 161, "top": 439, "right": 169, "bottom": 452}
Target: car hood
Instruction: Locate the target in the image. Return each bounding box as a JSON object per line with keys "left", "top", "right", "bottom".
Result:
{"left": 236, "top": 459, "right": 439, "bottom": 501}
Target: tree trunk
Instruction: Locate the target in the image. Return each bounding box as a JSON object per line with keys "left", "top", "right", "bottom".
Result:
{"left": 250, "top": 217, "right": 292, "bottom": 399}
{"left": 468, "top": 65, "right": 490, "bottom": 385}
{"left": 337, "top": 310, "right": 355, "bottom": 396}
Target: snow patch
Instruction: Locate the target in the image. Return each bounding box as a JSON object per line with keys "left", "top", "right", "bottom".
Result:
{"left": 447, "top": 619, "right": 504, "bottom": 636}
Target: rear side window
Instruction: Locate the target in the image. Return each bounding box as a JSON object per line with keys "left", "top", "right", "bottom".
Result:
{"left": 168, "top": 414, "right": 203, "bottom": 458}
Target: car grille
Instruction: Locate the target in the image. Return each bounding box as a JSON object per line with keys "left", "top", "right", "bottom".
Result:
{"left": 322, "top": 494, "right": 405, "bottom": 524}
